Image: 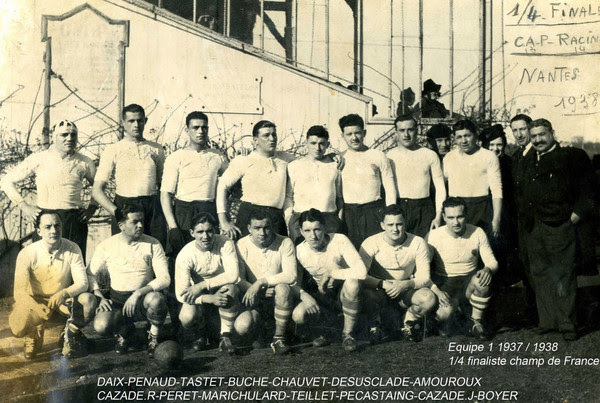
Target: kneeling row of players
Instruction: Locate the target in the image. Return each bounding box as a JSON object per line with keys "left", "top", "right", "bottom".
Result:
{"left": 11, "top": 197, "right": 494, "bottom": 359}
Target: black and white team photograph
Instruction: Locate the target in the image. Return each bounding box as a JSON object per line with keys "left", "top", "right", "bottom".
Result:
{"left": 0, "top": 0, "right": 599, "bottom": 401}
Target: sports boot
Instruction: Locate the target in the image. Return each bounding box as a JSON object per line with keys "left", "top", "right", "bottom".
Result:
{"left": 270, "top": 337, "right": 291, "bottom": 355}
{"left": 401, "top": 320, "right": 422, "bottom": 342}
{"left": 218, "top": 333, "right": 236, "bottom": 355}
{"left": 342, "top": 334, "right": 358, "bottom": 352}
{"left": 114, "top": 333, "right": 129, "bottom": 355}
{"left": 23, "top": 325, "right": 44, "bottom": 360}
{"left": 147, "top": 331, "right": 160, "bottom": 358}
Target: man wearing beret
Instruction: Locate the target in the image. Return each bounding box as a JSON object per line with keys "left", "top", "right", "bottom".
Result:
{"left": 517, "top": 119, "right": 595, "bottom": 341}
{"left": 426, "top": 123, "right": 453, "bottom": 161}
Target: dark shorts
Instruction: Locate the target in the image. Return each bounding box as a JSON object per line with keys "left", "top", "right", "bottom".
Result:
{"left": 34, "top": 208, "right": 88, "bottom": 260}
{"left": 106, "top": 289, "right": 167, "bottom": 323}
{"left": 397, "top": 197, "right": 435, "bottom": 238}
{"left": 236, "top": 201, "right": 287, "bottom": 237}
{"left": 112, "top": 194, "right": 167, "bottom": 247}
{"left": 432, "top": 273, "right": 472, "bottom": 300}
{"left": 344, "top": 199, "right": 384, "bottom": 249}
{"left": 461, "top": 195, "right": 493, "bottom": 234}
{"left": 174, "top": 198, "right": 218, "bottom": 241}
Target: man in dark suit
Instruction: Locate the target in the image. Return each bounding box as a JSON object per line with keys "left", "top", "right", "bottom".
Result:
{"left": 509, "top": 114, "right": 537, "bottom": 325}
{"left": 518, "top": 119, "right": 595, "bottom": 341}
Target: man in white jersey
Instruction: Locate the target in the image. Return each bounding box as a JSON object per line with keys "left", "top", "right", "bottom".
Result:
{"left": 1, "top": 120, "right": 97, "bottom": 258}
{"left": 161, "top": 111, "right": 229, "bottom": 334}
{"left": 176, "top": 213, "right": 240, "bottom": 355}
{"left": 89, "top": 205, "right": 170, "bottom": 356}
{"left": 338, "top": 114, "right": 397, "bottom": 248}
{"left": 284, "top": 125, "right": 343, "bottom": 242}
{"left": 233, "top": 209, "right": 297, "bottom": 354}
{"left": 9, "top": 211, "right": 97, "bottom": 359}
{"left": 217, "top": 120, "right": 295, "bottom": 239}
{"left": 426, "top": 197, "right": 498, "bottom": 339}
{"left": 360, "top": 205, "right": 437, "bottom": 343}
{"left": 93, "top": 104, "right": 167, "bottom": 246}
{"left": 161, "top": 111, "right": 228, "bottom": 254}
{"left": 292, "top": 209, "right": 366, "bottom": 352}
{"left": 387, "top": 116, "right": 445, "bottom": 237}
{"left": 444, "top": 119, "right": 502, "bottom": 239}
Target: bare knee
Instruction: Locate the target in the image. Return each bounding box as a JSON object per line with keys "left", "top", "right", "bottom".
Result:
{"left": 468, "top": 277, "right": 491, "bottom": 298}
{"left": 292, "top": 304, "right": 308, "bottom": 325}
{"left": 274, "top": 284, "right": 292, "bottom": 306}
{"left": 93, "top": 312, "right": 115, "bottom": 336}
{"left": 9, "top": 306, "right": 35, "bottom": 338}
{"left": 144, "top": 292, "right": 166, "bottom": 310}
{"left": 219, "top": 284, "right": 239, "bottom": 299}
{"left": 179, "top": 304, "right": 202, "bottom": 329}
{"left": 435, "top": 303, "right": 455, "bottom": 322}
{"left": 234, "top": 310, "right": 257, "bottom": 336}
{"left": 341, "top": 279, "right": 361, "bottom": 300}
{"left": 411, "top": 288, "right": 437, "bottom": 316}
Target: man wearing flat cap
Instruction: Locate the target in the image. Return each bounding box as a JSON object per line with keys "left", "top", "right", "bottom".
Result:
{"left": 414, "top": 79, "right": 449, "bottom": 119}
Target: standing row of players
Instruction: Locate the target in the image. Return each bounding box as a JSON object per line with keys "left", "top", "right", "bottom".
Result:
{"left": 3, "top": 104, "right": 593, "bottom": 359}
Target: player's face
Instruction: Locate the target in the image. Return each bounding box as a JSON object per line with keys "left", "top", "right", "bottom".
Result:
{"left": 454, "top": 129, "right": 478, "bottom": 154}
{"left": 54, "top": 126, "right": 78, "bottom": 154}
{"left": 342, "top": 125, "right": 366, "bottom": 151}
{"left": 529, "top": 126, "right": 555, "bottom": 153}
{"left": 187, "top": 119, "right": 209, "bottom": 148}
{"left": 254, "top": 127, "right": 277, "bottom": 154}
{"left": 122, "top": 111, "right": 147, "bottom": 140}
{"left": 435, "top": 137, "right": 451, "bottom": 155}
{"left": 510, "top": 120, "right": 530, "bottom": 147}
{"left": 395, "top": 120, "right": 418, "bottom": 149}
{"left": 37, "top": 213, "right": 62, "bottom": 247}
{"left": 306, "top": 135, "right": 329, "bottom": 160}
{"left": 381, "top": 214, "right": 405, "bottom": 243}
{"left": 119, "top": 212, "right": 144, "bottom": 241}
{"left": 301, "top": 220, "right": 326, "bottom": 250}
{"left": 487, "top": 137, "right": 505, "bottom": 157}
{"left": 248, "top": 218, "right": 274, "bottom": 247}
{"left": 190, "top": 221, "right": 215, "bottom": 251}
{"left": 443, "top": 206, "right": 467, "bottom": 236}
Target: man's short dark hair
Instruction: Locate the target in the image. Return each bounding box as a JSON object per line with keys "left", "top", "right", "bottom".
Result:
{"left": 338, "top": 114, "right": 364, "bottom": 132}
{"left": 186, "top": 111, "right": 208, "bottom": 127}
{"left": 298, "top": 208, "right": 326, "bottom": 227}
{"left": 381, "top": 204, "right": 405, "bottom": 221}
{"left": 35, "top": 210, "right": 62, "bottom": 229}
{"left": 122, "top": 104, "right": 146, "bottom": 119}
{"left": 252, "top": 120, "right": 276, "bottom": 137}
{"left": 442, "top": 197, "right": 468, "bottom": 214}
{"left": 394, "top": 114, "right": 418, "bottom": 129}
{"left": 452, "top": 119, "right": 478, "bottom": 135}
{"left": 529, "top": 118, "right": 553, "bottom": 132}
{"left": 190, "top": 212, "right": 218, "bottom": 230}
{"left": 247, "top": 207, "right": 273, "bottom": 226}
{"left": 509, "top": 113, "right": 532, "bottom": 126}
{"left": 115, "top": 204, "right": 145, "bottom": 224}
{"left": 306, "top": 125, "right": 329, "bottom": 140}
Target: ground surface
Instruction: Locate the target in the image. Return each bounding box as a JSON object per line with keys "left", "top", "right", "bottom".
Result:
{"left": 1, "top": 286, "right": 599, "bottom": 403}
